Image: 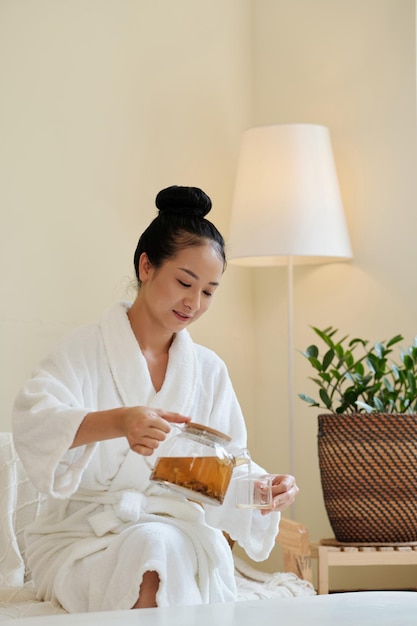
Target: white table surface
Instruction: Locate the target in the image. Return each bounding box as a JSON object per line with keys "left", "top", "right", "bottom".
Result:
{"left": 3, "top": 592, "right": 417, "bottom": 626}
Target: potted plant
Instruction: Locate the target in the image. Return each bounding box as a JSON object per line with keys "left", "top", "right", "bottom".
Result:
{"left": 299, "top": 326, "right": 417, "bottom": 544}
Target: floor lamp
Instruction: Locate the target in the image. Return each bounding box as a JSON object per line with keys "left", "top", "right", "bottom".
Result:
{"left": 227, "top": 124, "right": 353, "bottom": 508}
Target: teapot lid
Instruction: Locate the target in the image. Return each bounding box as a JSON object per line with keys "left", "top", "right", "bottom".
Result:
{"left": 184, "top": 422, "right": 232, "bottom": 444}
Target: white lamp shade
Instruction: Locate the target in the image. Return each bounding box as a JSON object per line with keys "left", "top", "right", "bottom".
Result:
{"left": 228, "top": 124, "right": 353, "bottom": 266}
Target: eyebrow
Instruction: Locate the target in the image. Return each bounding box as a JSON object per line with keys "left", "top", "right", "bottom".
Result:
{"left": 178, "top": 267, "right": 220, "bottom": 287}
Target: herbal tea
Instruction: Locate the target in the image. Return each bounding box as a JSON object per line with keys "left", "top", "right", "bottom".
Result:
{"left": 150, "top": 456, "right": 234, "bottom": 505}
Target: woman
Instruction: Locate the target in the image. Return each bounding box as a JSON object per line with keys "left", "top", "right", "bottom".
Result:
{"left": 12, "top": 185, "right": 298, "bottom": 612}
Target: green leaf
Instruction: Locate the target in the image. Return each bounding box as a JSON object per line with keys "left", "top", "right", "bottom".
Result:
{"left": 391, "top": 364, "right": 400, "bottom": 380}
{"left": 407, "top": 372, "right": 416, "bottom": 393}
{"left": 344, "top": 351, "right": 354, "bottom": 368}
{"left": 387, "top": 334, "right": 404, "bottom": 348}
{"left": 319, "top": 388, "right": 332, "bottom": 409}
{"left": 322, "top": 349, "right": 335, "bottom": 371}
{"left": 344, "top": 388, "right": 360, "bottom": 405}
{"left": 310, "top": 377, "right": 324, "bottom": 387}
{"left": 355, "top": 401, "right": 375, "bottom": 413}
{"left": 305, "top": 345, "right": 319, "bottom": 358}
{"left": 349, "top": 337, "right": 368, "bottom": 349}
{"left": 318, "top": 372, "right": 331, "bottom": 383}
{"left": 307, "top": 357, "right": 322, "bottom": 371}
{"left": 382, "top": 377, "right": 394, "bottom": 392}
{"left": 373, "top": 397, "right": 385, "bottom": 411}
{"left": 312, "top": 327, "right": 336, "bottom": 349}
{"left": 366, "top": 353, "right": 384, "bottom": 373}
{"left": 329, "top": 367, "right": 341, "bottom": 377}
{"left": 365, "top": 356, "right": 376, "bottom": 374}
{"left": 298, "top": 393, "right": 319, "bottom": 406}
{"left": 374, "top": 342, "right": 384, "bottom": 358}
{"left": 353, "top": 362, "right": 365, "bottom": 375}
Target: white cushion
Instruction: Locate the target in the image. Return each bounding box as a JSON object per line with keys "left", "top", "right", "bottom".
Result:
{"left": 0, "top": 433, "right": 44, "bottom": 588}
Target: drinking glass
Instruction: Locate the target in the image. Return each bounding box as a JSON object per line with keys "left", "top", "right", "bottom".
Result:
{"left": 235, "top": 475, "right": 273, "bottom": 509}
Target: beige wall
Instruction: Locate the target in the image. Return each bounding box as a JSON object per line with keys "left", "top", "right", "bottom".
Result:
{"left": 0, "top": 0, "right": 255, "bottom": 432}
{"left": 2, "top": 0, "right": 417, "bottom": 593}
{"left": 249, "top": 0, "right": 417, "bottom": 590}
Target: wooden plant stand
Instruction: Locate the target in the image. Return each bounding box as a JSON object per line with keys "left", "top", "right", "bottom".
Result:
{"left": 311, "top": 538, "right": 417, "bottom": 594}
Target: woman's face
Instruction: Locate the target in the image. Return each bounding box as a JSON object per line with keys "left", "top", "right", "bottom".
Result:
{"left": 139, "top": 242, "right": 224, "bottom": 333}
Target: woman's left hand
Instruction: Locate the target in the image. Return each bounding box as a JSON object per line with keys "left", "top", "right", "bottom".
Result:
{"left": 261, "top": 474, "right": 299, "bottom": 515}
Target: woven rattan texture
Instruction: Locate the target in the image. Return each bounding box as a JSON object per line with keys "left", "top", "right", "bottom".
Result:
{"left": 318, "top": 413, "right": 417, "bottom": 543}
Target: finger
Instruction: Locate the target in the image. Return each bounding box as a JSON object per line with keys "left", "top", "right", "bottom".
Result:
{"left": 271, "top": 483, "right": 290, "bottom": 498}
{"left": 131, "top": 443, "right": 154, "bottom": 456}
{"left": 161, "top": 412, "right": 192, "bottom": 424}
{"left": 262, "top": 485, "right": 299, "bottom": 515}
{"left": 271, "top": 475, "right": 297, "bottom": 495}
{"left": 276, "top": 484, "right": 298, "bottom": 507}
{"left": 261, "top": 496, "right": 286, "bottom": 515}
{"left": 145, "top": 421, "right": 177, "bottom": 441}
{"left": 145, "top": 413, "right": 172, "bottom": 434}
{"left": 130, "top": 434, "right": 163, "bottom": 455}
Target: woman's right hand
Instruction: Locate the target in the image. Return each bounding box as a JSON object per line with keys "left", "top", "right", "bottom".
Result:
{"left": 121, "top": 407, "right": 191, "bottom": 456}
{"left": 71, "top": 407, "right": 190, "bottom": 453}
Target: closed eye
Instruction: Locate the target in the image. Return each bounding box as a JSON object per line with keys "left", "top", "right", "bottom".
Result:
{"left": 178, "top": 279, "right": 215, "bottom": 298}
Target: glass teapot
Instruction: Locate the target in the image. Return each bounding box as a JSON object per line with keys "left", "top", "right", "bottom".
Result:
{"left": 148, "top": 422, "right": 251, "bottom": 506}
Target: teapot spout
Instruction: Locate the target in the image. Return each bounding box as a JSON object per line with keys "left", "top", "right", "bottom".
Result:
{"left": 233, "top": 448, "right": 252, "bottom": 468}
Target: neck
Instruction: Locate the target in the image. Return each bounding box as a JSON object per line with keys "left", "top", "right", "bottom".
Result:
{"left": 127, "top": 298, "right": 174, "bottom": 356}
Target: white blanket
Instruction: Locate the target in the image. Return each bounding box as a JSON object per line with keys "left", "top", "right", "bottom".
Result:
{"left": 12, "top": 302, "right": 280, "bottom": 612}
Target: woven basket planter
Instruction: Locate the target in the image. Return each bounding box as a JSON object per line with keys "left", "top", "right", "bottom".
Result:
{"left": 318, "top": 413, "right": 417, "bottom": 543}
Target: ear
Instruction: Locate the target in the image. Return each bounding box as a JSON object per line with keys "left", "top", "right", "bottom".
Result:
{"left": 138, "top": 253, "right": 153, "bottom": 283}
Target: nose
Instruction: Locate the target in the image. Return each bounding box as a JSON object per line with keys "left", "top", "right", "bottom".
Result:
{"left": 184, "top": 290, "right": 200, "bottom": 312}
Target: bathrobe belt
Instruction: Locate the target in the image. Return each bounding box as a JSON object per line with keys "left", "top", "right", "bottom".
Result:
{"left": 70, "top": 489, "right": 206, "bottom": 537}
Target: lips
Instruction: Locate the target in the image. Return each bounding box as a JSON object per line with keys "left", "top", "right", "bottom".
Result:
{"left": 173, "top": 310, "right": 192, "bottom": 321}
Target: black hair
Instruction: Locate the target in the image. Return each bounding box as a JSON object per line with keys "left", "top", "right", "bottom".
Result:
{"left": 133, "top": 185, "right": 226, "bottom": 286}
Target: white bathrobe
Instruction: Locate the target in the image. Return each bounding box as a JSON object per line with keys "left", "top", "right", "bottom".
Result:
{"left": 12, "top": 302, "right": 280, "bottom": 613}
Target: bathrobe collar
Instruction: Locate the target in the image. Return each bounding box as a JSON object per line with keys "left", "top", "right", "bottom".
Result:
{"left": 99, "top": 302, "right": 198, "bottom": 414}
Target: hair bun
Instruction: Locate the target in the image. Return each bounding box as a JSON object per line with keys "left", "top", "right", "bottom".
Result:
{"left": 155, "top": 185, "right": 212, "bottom": 218}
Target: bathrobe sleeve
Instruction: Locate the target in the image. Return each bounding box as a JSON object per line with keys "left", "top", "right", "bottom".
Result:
{"left": 12, "top": 323, "right": 107, "bottom": 498}
{"left": 194, "top": 346, "right": 281, "bottom": 562}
